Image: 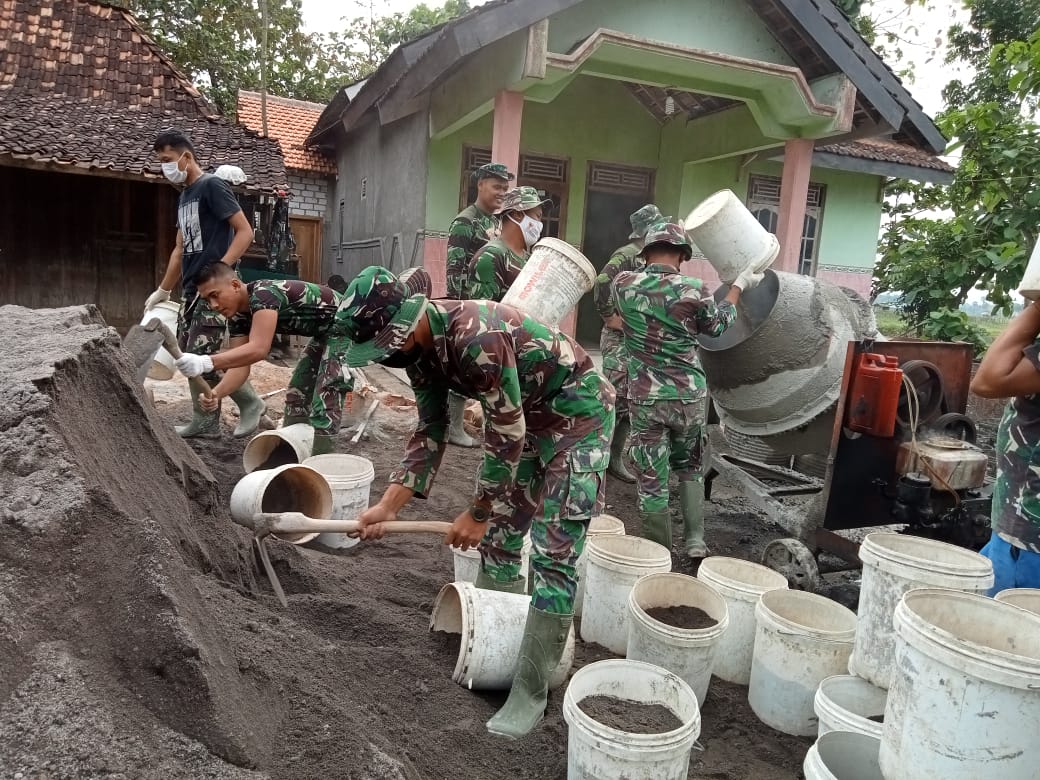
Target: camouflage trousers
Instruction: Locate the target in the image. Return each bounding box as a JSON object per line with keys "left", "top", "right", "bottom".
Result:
{"left": 284, "top": 332, "right": 353, "bottom": 434}
{"left": 629, "top": 397, "right": 705, "bottom": 515}
{"left": 599, "top": 325, "right": 629, "bottom": 406}
{"left": 177, "top": 295, "right": 228, "bottom": 385}
{"left": 480, "top": 408, "right": 615, "bottom": 615}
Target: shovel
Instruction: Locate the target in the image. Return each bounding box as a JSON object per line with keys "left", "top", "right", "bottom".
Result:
{"left": 125, "top": 318, "right": 215, "bottom": 399}
{"left": 241, "top": 511, "right": 452, "bottom": 607}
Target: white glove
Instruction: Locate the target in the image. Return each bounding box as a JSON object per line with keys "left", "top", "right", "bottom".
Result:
{"left": 175, "top": 353, "right": 213, "bottom": 378}
{"left": 732, "top": 269, "right": 764, "bottom": 292}
{"left": 144, "top": 287, "right": 171, "bottom": 312}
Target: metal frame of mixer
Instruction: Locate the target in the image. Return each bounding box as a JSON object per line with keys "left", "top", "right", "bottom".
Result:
{"left": 704, "top": 338, "right": 993, "bottom": 589}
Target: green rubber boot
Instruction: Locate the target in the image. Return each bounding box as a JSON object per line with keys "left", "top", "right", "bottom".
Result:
{"left": 175, "top": 383, "right": 220, "bottom": 439}
{"left": 607, "top": 416, "right": 636, "bottom": 483}
{"left": 229, "top": 381, "right": 267, "bottom": 438}
{"left": 679, "top": 479, "right": 708, "bottom": 559}
{"left": 640, "top": 510, "right": 672, "bottom": 551}
{"left": 474, "top": 567, "right": 526, "bottom": 594}
{"left": 486, "top": 605, "right": 572, "bottom": 739}
{"left": 448, "top": 392, "right": 477, "bottom": 447}
{"left": 311, "top": 431, "right": 337, "bottom": 457}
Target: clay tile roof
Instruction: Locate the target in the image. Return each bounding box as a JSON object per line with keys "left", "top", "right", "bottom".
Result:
{"left": 237, "top": 90, "right": 336, "bottom": 176}
{"left": 0, "top": 0, "right": 287, "bottom": 191}
{"left": 817, "top": 138, "right": 955, "bottom": 173}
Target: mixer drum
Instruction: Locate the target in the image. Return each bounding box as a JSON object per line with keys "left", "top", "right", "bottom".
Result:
{"left": 698, "top": 270, "right": 877, "bottom": 455}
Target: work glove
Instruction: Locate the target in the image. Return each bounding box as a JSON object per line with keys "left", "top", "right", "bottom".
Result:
{"left": 144, "top": 287, "right": 171, "bottom": 312}
{"left": 175, "top": 353, "right": 213, "bottom": 378}
{"left": 732, "top": 269, "right": 764, "bottom": 292}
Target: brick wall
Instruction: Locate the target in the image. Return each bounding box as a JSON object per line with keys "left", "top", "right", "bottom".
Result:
{"left": 287, "top": 171, "right": 329, "bottom": 219}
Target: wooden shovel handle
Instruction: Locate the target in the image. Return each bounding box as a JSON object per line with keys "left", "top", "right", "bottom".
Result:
{"left": 155, "top": 321, "right": 214, "bottom": 398}
{"left": 250, "top": 512, "right": 452, "bottom": 536}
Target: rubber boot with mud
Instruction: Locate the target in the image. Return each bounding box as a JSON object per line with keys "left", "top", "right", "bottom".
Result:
{"left": 640, "top": 510, "right": 672, "bottom": 551}
{"left": 680, "top": 479, "right": 708, "bottom": 559}
{"left": 486, "top": 605, "right": 572, "bottom": 739}
{"left": 281, "top": 413, "right": 308, "bottom": 428}
{"left": 175, "top": 383, "right": 220, "bottom": 439}
{"left": 311, "top": 431, "right": 336, "bottom": 457}
{"left": 474, "top": 567, "right": 526, "bottom": 594}
{"left": 448, "top": 393, "right": 477, "bottom": 448}
{"left": 228, "top": 381, "right": 266, "bottom": 438}
{"left": 607, "top": 416, "right": 636, "bottom": 483}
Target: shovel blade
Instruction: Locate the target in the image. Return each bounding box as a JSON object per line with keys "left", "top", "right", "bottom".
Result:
{"left": 123, "top": 321, "right": 166, "bottom": 384}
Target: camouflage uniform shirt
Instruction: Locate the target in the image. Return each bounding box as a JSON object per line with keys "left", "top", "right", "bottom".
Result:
{"left": 228, "top": 280, "right": 343, "bottom": 338}
{"left": 464, "top": 237, "right": 529, "bottom": 302}
{"left": 390, "top": 300, "right": 610, "bottom": 504}
{"left": 613, "top": 264, "right": 736, "bottom": 401}
{"left": 446, "top": 204, "right": 500, "bottom": 299}
{"left": 593, "top": 241, "right": 644, "bottom": 320}
{"left": 992, "top": 341, "right": 1040, "bottom": 551}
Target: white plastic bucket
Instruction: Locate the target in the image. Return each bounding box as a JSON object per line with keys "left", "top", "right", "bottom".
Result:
{"left": 995, "top": 588, "right": 1040, "bottom": 616}
{"left": 140, "top": 299, "right": 181, "bottom": 380}
{"left": 814, "top": 675, "right": 887, "bottom": 739}
{"left": 302, "top": 454, "right": 374, "bottom": 550}
{"left": 575, "top": 514, "right": 627, "bottom": 617}
{"left": 452, "top": 534, "right": 533, "bottom": 585}
{"left": 880, "top": 588, "right": 1040, "bottom": 780}
{"left": 563, "top": 659, "right": 701, "bottom": 780}
{"left": 696, "top": 556, "right": 788, "bottom": 684}
{"left": 229, "top": 464, "right": 333, "bottom": 544}
{"left": 429, "top": 581, "right": 574, "bottom": 690}
{"left": 804, "top": 731, "right": 884, "bottom": 780}
{"left": 684, "top": 189, "right": 779, "bottom": 283}
{"left": 1016, "top": 238, "right": 1040, "bottom": 300}
{"left": 626, "top": 573, "right": 729, "bottom": 708}
{"left": 850, "top": 532, "right": 994, "bottom": 689}
{"left": 242, "top": 423, "right": 315, "bottom": 473}
{"left": 580, "top": 536, "right": 672, "bottom": 655}
{"left": 748, "top": 589, "right": 857, "bottom": 737}
{"left": 500, "top": 237, "right": 597, "bottom": 326}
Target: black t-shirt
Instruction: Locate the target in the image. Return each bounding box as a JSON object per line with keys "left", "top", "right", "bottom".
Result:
{"left": 177, "top": 174, "right": 242, "bottom": 299}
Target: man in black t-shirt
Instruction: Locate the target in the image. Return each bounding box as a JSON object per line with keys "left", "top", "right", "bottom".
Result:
{"left": 145, "top": 129, "right": 265, "bottom": 439}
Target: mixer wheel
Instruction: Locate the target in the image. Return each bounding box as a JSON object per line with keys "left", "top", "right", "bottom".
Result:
{"left": 930, "top": 412, "right": 977, "bottom": 444}
{"left": 762, "top": 538, "right": 821, "bottom": 592}
{"left": 897, "top": 359, "right": 945, "bottom": 428}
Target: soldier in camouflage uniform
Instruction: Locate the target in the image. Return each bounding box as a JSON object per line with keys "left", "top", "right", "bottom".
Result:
{"left": 593, "top": 204, "right": 667, "bottom": 483}
{"left": 613, "top": 222, "right": 763, "bottom": 558}
{"left": 340, "top": 266, "right": 614, "bottom": 740}
{"left": 445, "top": 162, "right": 515, "bottom": 447}
{"left": 970, "top": 300, "right": 1040, "bottom": 591}
{"left": 464, "top": 186, "right": 551, "bottom": 301}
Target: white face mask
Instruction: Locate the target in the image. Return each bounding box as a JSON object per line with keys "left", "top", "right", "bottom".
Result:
{"left": 161, "top": 153, "right": 187, "bottom": 185}
{"left": 510, "top": 213, "right": 544, "bottom": 248}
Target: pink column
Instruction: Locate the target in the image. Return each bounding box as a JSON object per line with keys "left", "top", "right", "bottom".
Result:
{"left": 491, "top": 90, "right": 524, "bottom": 175}
{"left": 775, "top": 138, "right": 815, "bottom": 274}
{"left": 423, "top": 237, "right": 449, "bottom": 298}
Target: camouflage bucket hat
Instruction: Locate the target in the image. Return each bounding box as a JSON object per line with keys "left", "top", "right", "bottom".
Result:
{"left": 639, "top": 221, "right": 693, "bottom": 258}
{"left": 339, "top": 266, "right": 429, "bottom": 367}
{"left": 495, "top": 185, "right": 552, "bottom": 215}
{"left": 399, "top": 266, "right": 432, "bottom": 297}
{"left": 629, "top": 204, "right": 670, "bottom": 239}
{"left": 472, "top": 162, "right": 516, "bottom": 182}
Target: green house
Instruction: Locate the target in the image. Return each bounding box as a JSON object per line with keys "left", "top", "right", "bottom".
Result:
{"left": 308, "top": 0, "right": 951, "bottom": 344}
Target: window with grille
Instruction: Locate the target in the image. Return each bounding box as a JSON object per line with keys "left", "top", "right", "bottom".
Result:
{"left": 746, "top": 175, "right": 825, "bottom": 276}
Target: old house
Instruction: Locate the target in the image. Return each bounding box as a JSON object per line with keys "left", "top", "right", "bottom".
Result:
{"left": 308, "top": 0, "right": 952, "bottom": 343}
{"left": 0, "top": 0, "right": 287, "bottom": 329}
{"left": 237, "top": 90, "right": 337, "bottom": 284}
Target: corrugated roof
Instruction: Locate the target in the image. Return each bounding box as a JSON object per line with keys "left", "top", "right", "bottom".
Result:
{"left": 237, "top": 90, "right": 336, "bottom": 176}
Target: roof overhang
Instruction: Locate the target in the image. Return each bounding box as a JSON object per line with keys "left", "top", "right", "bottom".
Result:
{"left": 809, "top": 150, "right": 955, "bottom": 184}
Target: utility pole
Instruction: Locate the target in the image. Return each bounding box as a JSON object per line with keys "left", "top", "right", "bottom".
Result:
{"left": 260, "top": 0, "right": 269, "bottom": 137}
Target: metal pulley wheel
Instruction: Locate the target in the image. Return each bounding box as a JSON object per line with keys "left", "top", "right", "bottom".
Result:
{"left": 929, "top": 412, "right": 977, "bottom": 444}
{"left": 762, "top": 538, "right": 821, "bottom": 592}
{"left": 897, "top": 359, "right": 945, "bottom": 427}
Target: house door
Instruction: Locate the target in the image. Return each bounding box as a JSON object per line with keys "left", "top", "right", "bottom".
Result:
{"left": 289, "top": 216, "right": 323, "bottom": 283}
{"left": 577, "top": 163, "right": 656, "bottom": 346}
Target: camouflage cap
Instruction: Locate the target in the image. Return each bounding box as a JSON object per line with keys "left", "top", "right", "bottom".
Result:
{"left": 472, "top": 162, "right": 516, "bottom": 182}
{"left": 629, "top": 204, "right": 670, "bottom": 239}
{"left": 639, "top": 221, "right": 693, "bottom": 258}
{"left": 338, "top": 266, "right": 429, "bottom": 367}
{"left": 494, "top": 185, "right": 552, "bottom": 215}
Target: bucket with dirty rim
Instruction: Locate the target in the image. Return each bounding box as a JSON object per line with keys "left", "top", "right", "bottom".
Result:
{"left": 302, "top": 454, "right": 375, "bottom": 549}
{"left": 243, "top": 423, "right": 315, "bottom": 473}
{"left": 849, "top": 532, "right": 993, "bottom": 689}
{"left": 500, "top": 237, "right": 597, "bottom": 327}
{"left": 696, "top": 556, "right": 788, "bottom": 684}
{"left": 626, "top": 573, "right": 729, "bottom": 709}
{"left": 684, "top": 189, "right": 779, "bottom": 283}
{"left": 140, "top": 299, "right": 181, "bottom": 380}
{"left": 229, "top": 463, "right": 333, "bottom": 544}
{"left": 813, "top": 675, "right": 887, "bottom": 739}
{"left": 880, "top": 588, "right": 1040, "bottom": 780}
{"left": 995, "top": 587, "right": 1040, "bottom": 616}
{"left": 748, "top": 589, "right": 857, "bottom": 737}
{"left": 429, "top": 581, "right": 574, "bottom": 690}
{"left": 563, "top": 658, "right": 701, "bottom": 780}
{"left": 804, "top": 730, "right": 884, "bottom": 780}
{"left": 1016, "top": 238, "right": 1040, "bottom": 299}
{"left": 580, "top": 535, "right": 672, "bottom": 655}
{"left": 575, "top": 514, "right": 627, "bottom": 617}
{"left": 452, "top": 534, "right": 532, "bottom": 585}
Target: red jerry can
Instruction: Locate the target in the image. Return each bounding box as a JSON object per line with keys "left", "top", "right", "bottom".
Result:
{"left": 845, "top": 353, "right": 903, "bottom": 437}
